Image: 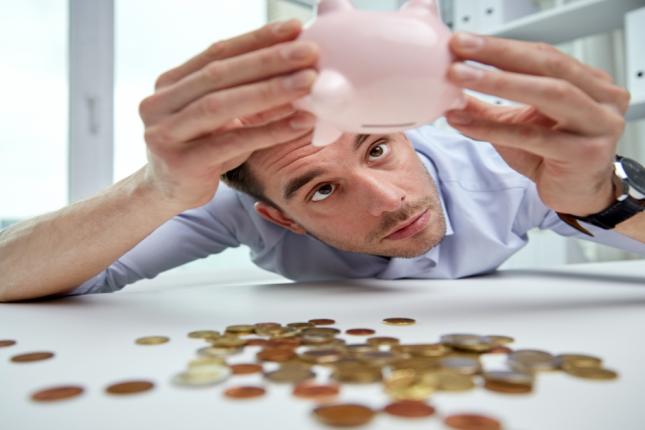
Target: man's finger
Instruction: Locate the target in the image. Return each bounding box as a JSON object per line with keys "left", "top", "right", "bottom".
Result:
{"left": 444, "top": 114, "right": 589, "bottom": 161}
{"left": 187, "top": 113, "right": 315, "bottom": 169}
{"left": 447, "top": 62, "right": 617, "bottom": 135}
{"left": 145, "top": 69, "right": 317, "bottom": 146}
{"left": 239, "top": 104, "right": 297, "bottom": 127}
{"left": 155, "top": 19, "right": 302, "bottom": 90}
{"left": 450, "top": 33, "right": 630, "bottom": 113}
{"left": 144, "top": 40, "right": 318, "bottom": 119}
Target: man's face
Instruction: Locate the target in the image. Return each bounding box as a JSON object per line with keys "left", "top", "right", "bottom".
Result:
{"left": 248, "top": 132, "right": 446, "bottom": 258}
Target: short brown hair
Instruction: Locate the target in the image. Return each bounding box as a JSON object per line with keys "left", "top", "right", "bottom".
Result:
{"left": 221, "top": 162, "right": 276, "bottom": 207}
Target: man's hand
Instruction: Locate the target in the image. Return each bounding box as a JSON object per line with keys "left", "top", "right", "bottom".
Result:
{"left": 139, "top": 19, "right": 319, "bottom": 213}
{"left": 444, "top": 33, "right": 631, "bottom": 218}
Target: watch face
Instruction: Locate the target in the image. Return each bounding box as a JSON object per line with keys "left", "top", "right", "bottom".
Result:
{"left": 622, "top": 157, "right": 645, "bottom": 195}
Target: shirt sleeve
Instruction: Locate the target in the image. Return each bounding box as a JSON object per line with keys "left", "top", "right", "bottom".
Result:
{"left": 65, "top": 184, "right": 245, "bottom": 295}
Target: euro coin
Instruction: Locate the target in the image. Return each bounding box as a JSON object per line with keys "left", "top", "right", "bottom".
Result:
{"left": 444, "top": 413, "right": 502, "bottom": 430}
{"left": 187, "top": 330, "right": 220, "bottom": 339}
{"left": 224, "top": 386, "right": 266, "bottom": 399}
{"left": 312, "top": 404, "right": 375, "bottom": 427}
{"left": 564, "top": 366, "right": 618, "bottom": 380}
{"left": 346, "top": 328, "right": 376, "bottom": 336}
{"left": 309, "top": 319, "right": 336, "bottom": 326}
{"left": 172, "top": 364, "right": 230, "bottom": 387}
{"left": 293, "top": 382, "right": 340, "bottom": 401}
{"left": 383, "top": 400, "right": 436, "bottom": 418}
{"left": 383, "top": 317, "right": 416, "bottom": 326}
{"left": 366, "top": 336, "right": 400, "bottom": 347}
{"left": 0, "top": 340, "right": 16, "bottom": 348}
{"left": 264, "top": 364, "right": 316, "bottom": 384}
{"left": 230, "top": 363, "right": 263, "bottom": 375}
{"left": 135, "top": 336, "right": 169, "bottom": 345}
{"left": 106, "top": 380, "right": 154, "bottom": 395}
{"left": 31, "top": 385, "right": 84, "bottom": 402}
{"left": 10, "top": 351, "right": 54, "bottom": 363}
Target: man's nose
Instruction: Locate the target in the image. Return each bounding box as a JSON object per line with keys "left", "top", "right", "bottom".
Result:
{"left": 356, "top": 173, "right": 406, "bottom": 217}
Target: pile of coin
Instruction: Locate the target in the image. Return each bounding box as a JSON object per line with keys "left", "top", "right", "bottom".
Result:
{"left": 6, "top": 317, "right": 619, "bottom": 429}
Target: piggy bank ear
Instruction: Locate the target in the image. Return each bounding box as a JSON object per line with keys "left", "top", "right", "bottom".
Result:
{"left": 400, "top": 0, "right": 439, "bottom": 16}
{"left": 317, "top": 0, "right": 354, "bottom": 15}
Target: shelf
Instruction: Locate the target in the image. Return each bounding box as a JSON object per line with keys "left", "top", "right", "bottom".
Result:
{"left": 486, "top": 0, "right": 645, "bottom": 44}
{"left": 626, "top": 97, "right": 645, "bottom": 122}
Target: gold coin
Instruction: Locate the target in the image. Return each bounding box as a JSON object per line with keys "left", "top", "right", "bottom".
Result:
{"left": 435, "top": 370, "right": 476, "bottom": 392}
{"left": 10, "top": 351, "right": 54, "bottom": 363}
{"left": 440, "top": 356, "right": 481, "bottom": 375}
{"left": 313, "top": 404, "right": 375, "bottom": 427}
{"left": 105, "top": 380, "right": 154, "bottom": 395}
{"left": 31, "top": 385, "right": 84, "bottom": 402}
{"left": 441, "top": 334, "right": 495, "bottom": 352}
{"left": 225, "top": 324, "right": 255, "bottom": 335}
{"left": 198, "top": 346, "right": 242, "bottom": 358}
{"left": 209, "top": 336, "right": 246, "bottom": 348}
{"left": 384, "top": 369, "right": 437, "bottom": 400}
{"left": 302, "top": 327, "right": 341, "bottom": 336}
{"left": 135, "top": 336, "right": 169, "bottom": 345}
{"left": 509, "top": 349, "right": 556, "bottom": 372}
{"left": 393, "top": 343, "right": 449, "bottom": 357}
{"left": 383, "top": 317, "right": 416, "bottom": 326}
{"left": 555, "top": 353, "right": 602, "bottom": 369}
{"left": 332, "top": 363, "right": 382, "bottom": 384}
{"left": 287, "top": 322, "right": 315, "bottom": 330}
{"left": 187, "top": 330, "right": 220, "bottom": 339}
{"left": 564, "top": 366, "right": 618, "bottom": 380}
{"left": 257, "top": 348, "right": 296, "bottom": 362}
{"left": 367, "top": 336, "right": 400, "bottom": 347}
{"left": 300, "top": 348, "right": 345, "bottom": 364}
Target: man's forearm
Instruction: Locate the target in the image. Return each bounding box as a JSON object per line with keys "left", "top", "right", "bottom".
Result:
{"left": 0, "top": 167, "right": 182, "bottom": 302}
{"left": 614, "top": 212, "right": 645, "bottom": 243}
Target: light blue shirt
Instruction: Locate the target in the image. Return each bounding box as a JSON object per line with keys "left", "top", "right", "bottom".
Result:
{"left": 70, "top": 126, "right": 645, "bottom": 295}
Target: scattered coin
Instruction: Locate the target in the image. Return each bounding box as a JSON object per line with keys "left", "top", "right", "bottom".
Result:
{"left": 509, "top": 349, "right": 556, "bottom": 372}
{"left": 383, "top": 317, "right": 416, "bottom": 326}
{"left": 313, "top": 403, "right": 375, "bottom": 427}
{"left": 257, "top": 348, "right": 296, "bottom": 362}
{"left": 555, "top": 353, "right": 602, "bottom": 369}
{"left": 225, "top": 325, "right": 255, "bottom": 335}
{"left": 293, "top": 382, "right": 340, "bottom": 401}
{"left": 105, "top": 380, "right": 154, "bottom": 395}
{"left": 309, "top": 319, "right": 336, "bottom": 326}
{"left": 10, "top": 351, "right": 54, "bottom": 363}
{"left": 444, "top": 413, "right": 502, "bottom": 430}
{"left": 287, "top": 322, "right": 315, "bottom": 330}
{"left": 0, "top": 340, "right": 17, "bottom": 348}
{"left": 172, "top": 364, "right": 231, "bottom": 387}
{"left": 135, "top": 336, "right": 169, "bottom": 345}
{"left": 564, "top": 366, "right": 618, "bottom": 380}
{"left": 265, "top": 364, "right": 316, "bottom": 384}
{"left": 31, "top": 385, "right": 84, "bottom": 402}
{"left": 346, "top": 328, "right": 376, "bottom": 336}
{"left": 187, "top": 330, "right": 220, "bottom": 339}
{"left": 383, "top": 400, "right": 436, "bottom": 418}
{"left": 230, "top": 363, "right": 263, "bottom": 375}
{"left": 367, "top": 336, "right": 400, "bottom": 347}
{"left": 483, "top": 335, "right": 515, "bottom": 345}
{"left": 224, "top": 386, "right": 266, "bottom": 399}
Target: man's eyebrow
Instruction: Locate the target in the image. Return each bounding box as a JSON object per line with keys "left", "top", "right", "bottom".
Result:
{"left": 283, "top": 168, "right": 326, "bottom": 201}
{"left": 354, "top": 134, "right": 371, "bottom": 151}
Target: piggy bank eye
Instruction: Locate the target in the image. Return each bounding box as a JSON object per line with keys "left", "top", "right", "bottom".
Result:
{"left": 368, "top": 142, "right": 390, "bottom": 161}
{"left": 311, "top": 184, "right": 336, "bottom": 202}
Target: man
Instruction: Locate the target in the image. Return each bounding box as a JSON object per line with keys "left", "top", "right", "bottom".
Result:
{"left": 0, "top": 20, "right": 643, "bottom": 302}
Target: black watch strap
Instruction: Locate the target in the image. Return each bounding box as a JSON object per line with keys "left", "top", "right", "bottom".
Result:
{"left": 579, "top": 197, "right": 645, "bottom": 229}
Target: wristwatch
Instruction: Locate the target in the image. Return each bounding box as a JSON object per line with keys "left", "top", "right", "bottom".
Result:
{"left": 558, "top": 156, "right": 645, "bottom": 236}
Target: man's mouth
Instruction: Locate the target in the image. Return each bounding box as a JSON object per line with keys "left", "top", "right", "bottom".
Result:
{"left": 384, "top": 209, "right": 431, "bottom": 241}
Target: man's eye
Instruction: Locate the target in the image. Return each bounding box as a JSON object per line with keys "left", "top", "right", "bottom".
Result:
{"left": 368, "top": 142, "right": 390, "bottom": 161}
{"left": 311, "top": 184, "right": 336, "bottom": 202}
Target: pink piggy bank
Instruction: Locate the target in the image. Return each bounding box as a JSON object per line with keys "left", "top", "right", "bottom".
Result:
{"left": 294, "top": 0, "right": 465, "bottom": 146}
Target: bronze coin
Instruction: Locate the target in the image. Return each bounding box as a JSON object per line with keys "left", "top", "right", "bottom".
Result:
{"left": 383, "top": 317, "right": 416, "bottom": 326}
{"left": 265, "top": 338, "right": 301, "bottom": 349}
{"left": 293, "top": 382, "right": 340, "bottom": 401}
{"left": 11, "top": 351, "right": 55, "bottom": 363}
{"left": 31, "top": 385, "right": 84, "bottom": 402}
{"left": 224, "top": 385, "right": 266, "bottom": 399}
{"left": 244, "top": 338, "right": 269, "bottom": 347}
{"left": 367, "top": 336, "right": 400, "bottom": 346}
{"left": 105, "top": 380, "right": 154, "bottom": 395}
{"left": 230, "top": 363, "right": 264, "bottom": 375}
{"left": 313, "top": 403, "right": 375, "bottom": 427}
{"left": 444, "top": 413, "right": 502, "bottom": 430}
{"left": 309, "top": 319, "right": 336, "bottom": 326}
{"left": 484, "top": 380, "right": 532, "bottom": 394}
{"left": 383, "top": 400, "right": 436, "bottom": 418}
{"left": 345, "top": 328, "right": 376, "bottom": 336}
{"left": 0, "top": 340, "right": 17, "bottom": 348}
{"left": 257, "top": 348, "right": 296, "bottom": 362}
{"left": 254, "top": 322, "right": 282, "bottom": 330}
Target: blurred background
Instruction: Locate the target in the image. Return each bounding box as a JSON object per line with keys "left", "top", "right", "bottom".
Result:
{"left": 0, "top": 0, "right": 643, "bottom": 278}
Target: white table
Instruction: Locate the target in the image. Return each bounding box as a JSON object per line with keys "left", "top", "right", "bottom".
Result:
{"left": 2, "top": 260, "right": 644, "bottom": 430}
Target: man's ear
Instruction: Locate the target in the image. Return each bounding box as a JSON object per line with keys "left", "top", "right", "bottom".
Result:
{"left": 254, "top": 202, "right": 307, "bottom": 235}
